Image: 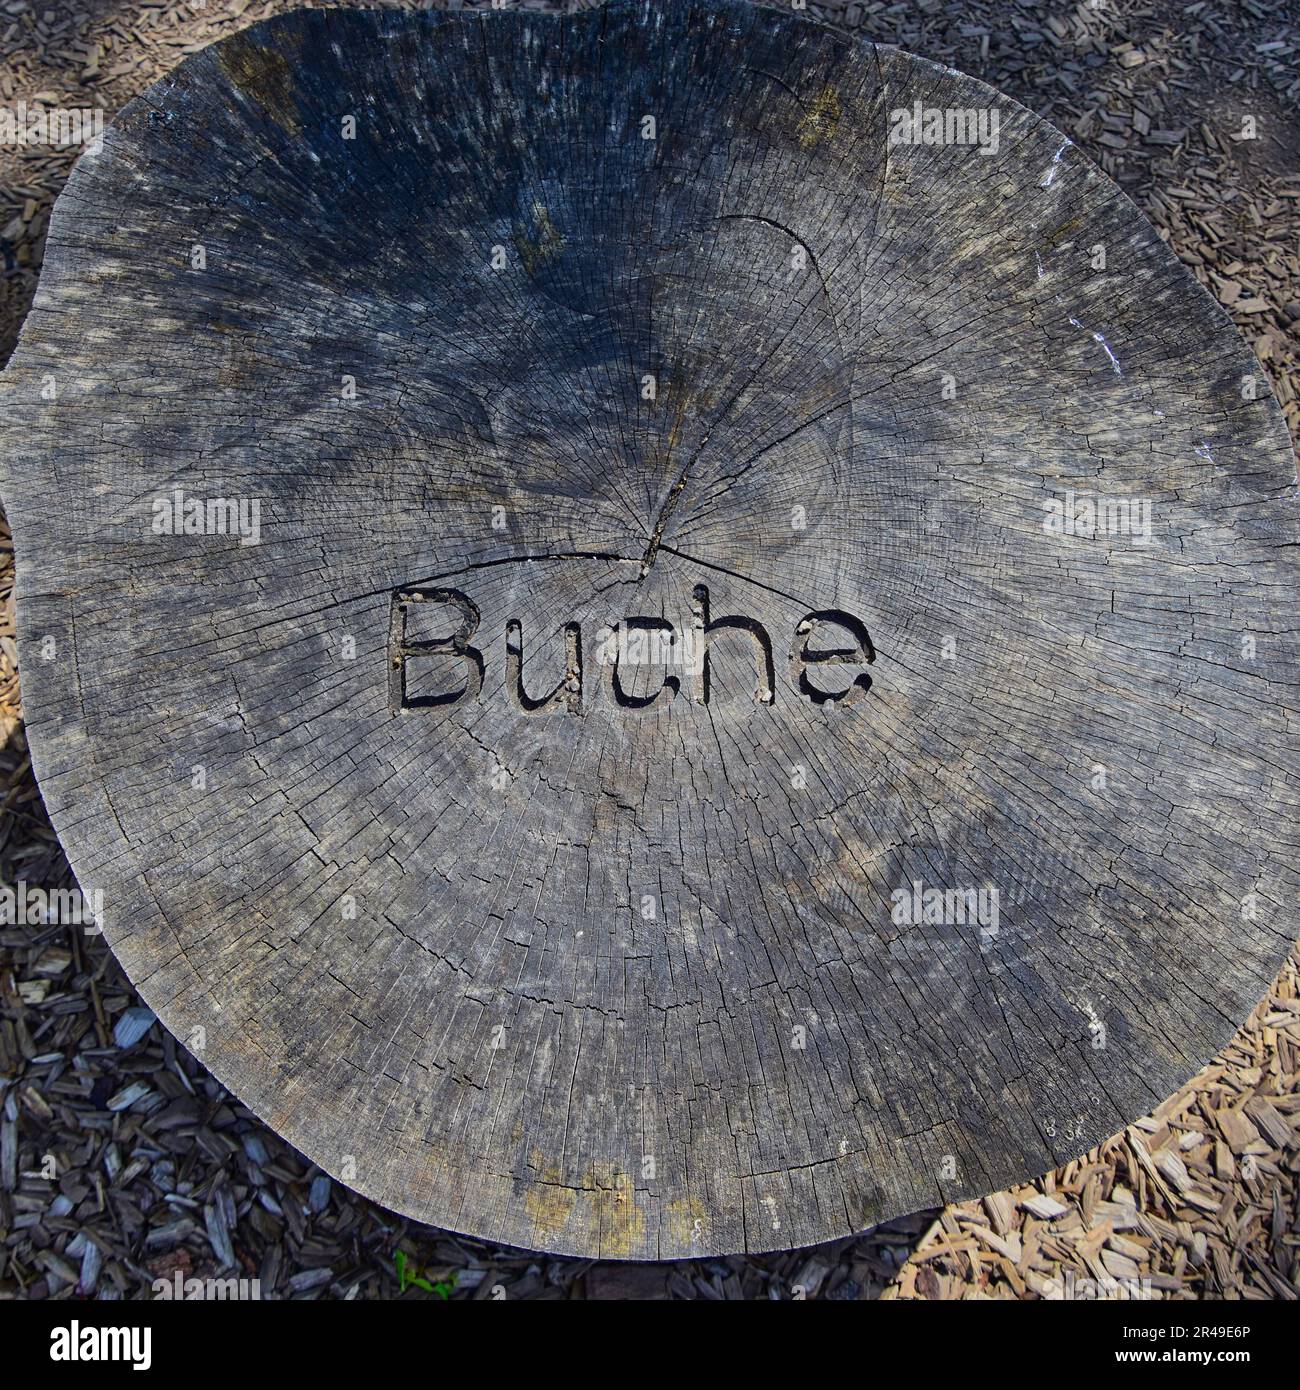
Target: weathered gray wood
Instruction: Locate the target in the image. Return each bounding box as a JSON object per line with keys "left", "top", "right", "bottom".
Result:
{"left": 1, "top": 0, "right": 1297, "bottom": 1258}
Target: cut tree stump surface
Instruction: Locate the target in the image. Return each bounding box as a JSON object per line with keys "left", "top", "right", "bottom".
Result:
{"left": 1, "top": 0, "right": 1297, "bottom": 1258}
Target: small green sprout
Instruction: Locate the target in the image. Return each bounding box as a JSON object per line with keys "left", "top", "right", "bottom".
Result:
{"left": 394, "top": 1249, "right": 459, "bottom": 1299}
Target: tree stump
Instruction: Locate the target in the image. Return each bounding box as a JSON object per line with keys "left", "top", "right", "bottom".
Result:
{"left": 1, "top": 0, "right": 1297, "bottom": 1259}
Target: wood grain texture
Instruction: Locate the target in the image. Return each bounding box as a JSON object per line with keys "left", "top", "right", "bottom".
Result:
{"left": 1, "top": 0, "right": 1297, "bottom": 1258}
